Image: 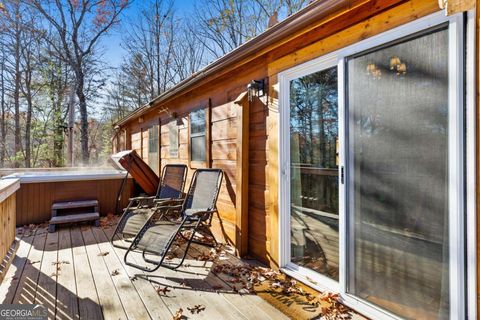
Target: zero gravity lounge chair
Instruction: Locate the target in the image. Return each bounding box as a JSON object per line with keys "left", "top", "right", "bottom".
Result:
{"left": 124, "top": 169, "right": 223, "bottom": 272}
{"left": 111, "top": 164, "right": 188, "bottom": 247}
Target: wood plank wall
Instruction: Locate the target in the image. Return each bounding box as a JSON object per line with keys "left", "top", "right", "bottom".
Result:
{"left": 15, "top": 179, "right": 134, "bottom": 226}
{"left": 117, "top": 0, "right": 443, "bottom": 267}
{"left": 0, "top": 191, "right": 17, "bottom": 284}
{"left": 0, "top": 194, "right": 16, "bottom": 265}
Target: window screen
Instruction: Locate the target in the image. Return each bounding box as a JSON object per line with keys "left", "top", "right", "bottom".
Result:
{"left": 169, "top": 120, "right": 179, "bottom": 158}
{"left": 190, "top": 108, "right": 206, "bottom": 162}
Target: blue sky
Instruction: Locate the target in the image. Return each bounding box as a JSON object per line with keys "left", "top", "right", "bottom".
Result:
{"left": 103, "top": 0, "right": 196, "bottom": 68}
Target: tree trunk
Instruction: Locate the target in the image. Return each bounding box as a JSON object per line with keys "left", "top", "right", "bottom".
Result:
{"left": 24, "top": 57, "right": 33, "bottom": 167}
{"left": 13, "top": 2, "right": 21, "bottom": 168}
{"left": 24, "top": 95, "right": 32, "bottom": 167}
{"left": 0, "top": 48, "right": 5, "bottom": 167}
{"left": 75, "top": 69, "right": 89, "bottom": 164}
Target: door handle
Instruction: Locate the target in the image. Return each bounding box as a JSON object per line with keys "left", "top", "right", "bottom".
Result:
{"left": 341, "top": 166, "right": 345, "bottom": 184}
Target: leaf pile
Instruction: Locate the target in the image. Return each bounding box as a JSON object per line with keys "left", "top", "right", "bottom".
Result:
{"left": 211, "top": 258, "right": 352, "bottom": 319}
{"left": 319, "top": 293, "right": 352, "bottom": 320}
{"left": 17, "top": 222, "right": 49, "bottom": 237}
{"left": 99, "top": 213, "right": 117, "bottom": 228}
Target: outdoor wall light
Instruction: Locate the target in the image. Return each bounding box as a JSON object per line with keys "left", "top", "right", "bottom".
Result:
{"left": 247, "top": 79, "right": 265, "bottom": 101}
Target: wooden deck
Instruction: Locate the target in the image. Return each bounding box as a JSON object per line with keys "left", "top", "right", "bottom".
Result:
{"left": 0, "top": 221, "right": 289, "bottom": 320}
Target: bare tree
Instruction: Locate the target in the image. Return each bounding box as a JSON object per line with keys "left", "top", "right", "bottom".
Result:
{"left": 191, "top": 0, "right": 309, "bottom": 59}
{"left": 0, "top": 41, "right": 7, "bottom": 167}
{"left": 29, "top": 0, "right": 130, "bottom": 164}
{"left": 122, "top": 0, "right": 175, "bottom": 99}
{"left": 173, "top": 25, "right": 206, "bottom": 81}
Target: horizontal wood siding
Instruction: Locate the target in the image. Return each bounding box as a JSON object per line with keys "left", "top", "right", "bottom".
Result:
{"left": 117, "top": 0, "right": 443, "bottom": 268}
{"left": 15, "top": 179, "right": 134, "bottom": 226}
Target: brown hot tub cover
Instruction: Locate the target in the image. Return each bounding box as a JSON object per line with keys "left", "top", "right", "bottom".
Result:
{"left": 110, "top": 150, "right": 159, "bottom": 195}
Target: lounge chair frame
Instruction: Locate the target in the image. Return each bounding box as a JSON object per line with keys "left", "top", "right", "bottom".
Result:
{"left": 124, "top": 168, "right": 223, "bottom": 272}
{"left": 111, "top": 164, "right": 188, "bottom": 247}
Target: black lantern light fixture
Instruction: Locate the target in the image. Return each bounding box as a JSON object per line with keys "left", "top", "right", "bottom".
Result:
{"left": 247, "top": 79, "right": 266, "bottom": 101}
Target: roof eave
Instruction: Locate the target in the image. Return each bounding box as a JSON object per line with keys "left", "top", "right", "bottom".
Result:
{"left": 114, "top": 0, "right": 357, "bottom": 127}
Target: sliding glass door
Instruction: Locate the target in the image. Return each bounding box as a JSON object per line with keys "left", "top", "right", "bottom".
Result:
{"left": 346, "top": 26, "right": 451, "bottom": 319}
{"left": 280, "top": 12, "right": 465, "bottom": 320}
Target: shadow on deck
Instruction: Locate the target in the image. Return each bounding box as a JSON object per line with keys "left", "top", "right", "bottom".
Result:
{"left": 0, "top": 219, "right": 289, "bottom": 320}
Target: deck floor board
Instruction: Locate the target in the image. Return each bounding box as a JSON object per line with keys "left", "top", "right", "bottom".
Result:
{"left": 0, "top": 223, "right": 289, "bottom": 320}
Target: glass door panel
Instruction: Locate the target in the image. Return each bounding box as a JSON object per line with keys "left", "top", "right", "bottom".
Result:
{"left": 289, "top": 66, "right": 339, "bottom": 281}
{"left": 347, "top": 27, "right": 450, "bottom": 319}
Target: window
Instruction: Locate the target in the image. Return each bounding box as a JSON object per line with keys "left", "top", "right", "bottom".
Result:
{"left": 169, "top": 120, "right": 179, "bottom": 158}
{"left": 148, "top": 125, "right": 159, "bottom": 174}
{"left": 189, "top": 108, "right": 206, "bottom": 162}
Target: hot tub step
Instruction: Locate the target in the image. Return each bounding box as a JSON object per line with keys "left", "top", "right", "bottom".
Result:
{"left": 52, "top": 200, "right": 99, "bottom": 210}
{"left": 49, "top": 212, "right": 100, "bottom": 232}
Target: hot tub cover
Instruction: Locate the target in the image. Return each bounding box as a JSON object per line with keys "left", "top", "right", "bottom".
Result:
{"left": 110, "top": 150, "right": 160, "bottom": 195}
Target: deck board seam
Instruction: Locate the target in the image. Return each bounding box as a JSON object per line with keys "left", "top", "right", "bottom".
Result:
{"left": 101, "top": 226, "right": 175, "bottom": 319}
{"left": 90, "top": 227, "right": 152, "bottom": 320}
{"left": 81, "top": 227, "right": 128, "bottom": 320}
{"left": 1, "top": 230, "right": 29, "bottom": 304}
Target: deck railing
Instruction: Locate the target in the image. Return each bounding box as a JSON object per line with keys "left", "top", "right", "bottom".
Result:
{"left": 0, "top": 178, "right": 20, "bottom": 284}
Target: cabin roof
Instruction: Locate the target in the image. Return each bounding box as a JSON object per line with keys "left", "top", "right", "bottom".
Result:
{"left": 114, "top": 0, "right": 355, "bottom": 127}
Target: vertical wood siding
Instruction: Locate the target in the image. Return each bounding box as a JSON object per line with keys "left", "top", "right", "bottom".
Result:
{"left": 0, "top": 193, "right": 16, "bottom": 283}
{"left": 15, "top": 179, "right": 134, "bottom": 226}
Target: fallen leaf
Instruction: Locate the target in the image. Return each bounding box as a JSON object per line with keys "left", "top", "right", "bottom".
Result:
{"left": 172, "top": 308, "right": 183, "bottom": 320}
{"left": 97, "top": 251, "right": 109, "bottom": 256}
{"left": 111, "top": 269, "right": 120, "bottom": 276}
{"left": 156, "top": 286, "right": 171, "bottom": 295}
{"left": 187, "top": 304, "right": 205, "bottom": 314}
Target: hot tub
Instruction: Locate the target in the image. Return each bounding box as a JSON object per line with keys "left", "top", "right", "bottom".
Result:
{"left": 3, "top": 169, "right": 127, "bottom": 183}
{"left": 2, "top": 169, "right": 133, "bottom": 226}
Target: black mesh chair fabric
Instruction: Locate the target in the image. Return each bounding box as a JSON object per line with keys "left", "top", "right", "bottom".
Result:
{"left": 157, "top": 165, "right": 188, "bottom": 200}
{"left": 184, "top": 170, "right": 223, "bottom": 214}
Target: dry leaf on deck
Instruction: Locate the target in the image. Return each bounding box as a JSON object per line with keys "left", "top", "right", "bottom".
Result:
{"left": 187, "top": 304, "right": 205, "bottom": 314}
{"left": 111, "top": 269, "right": 120, "bottom": 276}
{"left": 97, "top": 251, "right": 109, "bottom": 256}
{"left": 156, "top": 286, "right": 171, "bottom": 295}
{"left": 172, "top": 308, "right": 183, "bottom": 320}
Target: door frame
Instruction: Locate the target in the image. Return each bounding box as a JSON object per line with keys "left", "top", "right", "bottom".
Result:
{"left": 278, "top": 10, "right": 472, "bottom": 319}
{"left": 278, "top": 51, "right": 342, "bottom": 293}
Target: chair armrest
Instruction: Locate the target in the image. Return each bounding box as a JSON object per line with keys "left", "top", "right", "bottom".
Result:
{"left": 129, "top": 196, "right": 156, "bottom": 201}
{"left": 153, "top": 198, "right": 183, "bottom": 204}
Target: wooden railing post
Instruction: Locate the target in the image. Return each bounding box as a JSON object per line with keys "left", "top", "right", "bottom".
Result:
{"left": 234, "top": 92, "right": 249, "bottom": 257}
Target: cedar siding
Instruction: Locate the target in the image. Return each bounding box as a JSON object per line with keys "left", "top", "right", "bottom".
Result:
{"left": 116, "top": 0, "right": 441, "bottom": 265}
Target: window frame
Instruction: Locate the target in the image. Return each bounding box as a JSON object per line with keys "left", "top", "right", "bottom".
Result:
{"left": 188, "top": 104, "right": 211, "bottom": 168}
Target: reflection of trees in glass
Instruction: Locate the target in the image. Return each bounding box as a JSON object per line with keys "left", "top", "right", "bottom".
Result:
{"left": 290, "top": 67, "right": 338, "bottom": 214}
{"left": 290, "top": 67, "right": 338, "bottom": 169}
{"left": 289, "top": 67, "right": 340, "bottom": 281}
